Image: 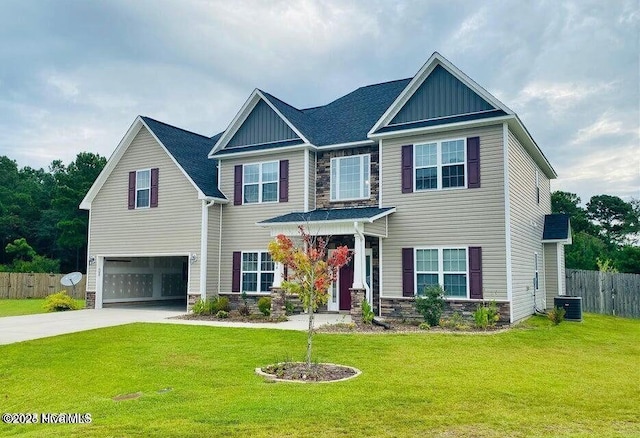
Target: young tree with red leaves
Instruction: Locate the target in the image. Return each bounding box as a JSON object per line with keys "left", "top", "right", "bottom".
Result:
{"left": 268, "top": 226, "right": 351, "bottom": 368}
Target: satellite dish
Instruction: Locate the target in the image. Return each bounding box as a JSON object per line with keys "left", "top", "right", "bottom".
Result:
{"left": 61, "top": 272, "right": 82, "bottom": 287}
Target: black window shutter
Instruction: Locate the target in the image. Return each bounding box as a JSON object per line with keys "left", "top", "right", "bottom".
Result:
{"left": 234, "top": 165, "right": 243, "bottom": 206}
{"left": 232, "top": 251, "right": 241, "bottom": 292}
{"left": 401, "top": 145, "right": 413, "bottom": 193}
{"left": 150, "top": 168, "right": 159, "bottom": 208}
{"left": 279, "top": 160, "right": 289, "bottom": 202}
{"left": 402, "top": 248, "right": 415, "bottom": 297}
{"left": 467, "top": 137, "right": 480, "bottom": 189}
{"left": 469, "top": 247, "right": 483, "bottom": 299}
{"left": 128, "top": 171, "right": 136, "bottom": 209}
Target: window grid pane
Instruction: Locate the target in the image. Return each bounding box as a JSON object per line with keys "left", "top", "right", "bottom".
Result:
{"left": 244, "top": 184, "right": 259, "bottom": 203}
{"left": 416, "top": 249, "right": 438, "bottom": 272}
{"left": 136, "top": 189, "right": 150, "bottom": 208}
{"left": 415, "top": 144, "right": 437, "bottom": 167}
{"left": 416, "top": 167, "right": 437, "bottom": 190}
{"left": 444, "top": 274, "right": 467, "bottom": 297}
{"left": 262, "top": 182, "right": 277, "bottom": 202}
{"left": 442, "top": 140, "right": 464, "bottom": 164}
{"left": 261, "top": 162, "right": 278, "bottom": 182}
{"left": 242, "top": 253, "right": 258, "bottom": 272}
{"left": 244, "top": 164, "right": 259, "bottom": 184}
{"left": 417, "top": 273, "right": 439, "bottom": 295}
{"left": 331, "top": 155, "right": 369, "bottom": 200}
{"left": 442, "top": 164, "right": 465, "bottom": 188}
{"left": 242, "top": 273, "right": 257, "bottom": 292}
{"left": 443, "top": 249, "right": 466, "bottom": 272}
{"left": 136, "top": 170, "right": 150, "bottom": 189}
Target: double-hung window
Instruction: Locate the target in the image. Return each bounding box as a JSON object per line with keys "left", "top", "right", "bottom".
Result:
{"left": 244, "top": 161, "right": 278, "bottom": 204}
{"left": 136, "top": 169, "right": 151, "bottom": 208}
{"left": 330, "top": 154, "right": 370, "bottom": 201}
{"left": 415, "top": 247, "right": 468, "bottom": 298}
{"left": 241, "top": 252, "right": 274, "bottom": 293}
{"left": 415, "top": 139, "right": 466, "bottom": 190}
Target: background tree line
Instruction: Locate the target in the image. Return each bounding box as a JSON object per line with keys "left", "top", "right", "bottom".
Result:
{"left": 0, "top": 152, "right": 638, "bottom": 275}
{"left": 552, "top": 191, "right": 640, "bottom": 273}
{"left": 0, "top": 153, "right": 106, "bottom": 274}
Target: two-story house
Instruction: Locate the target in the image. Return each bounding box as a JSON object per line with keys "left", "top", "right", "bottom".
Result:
{"left": 80, "top": 52, "right": 570, "bottom": 323}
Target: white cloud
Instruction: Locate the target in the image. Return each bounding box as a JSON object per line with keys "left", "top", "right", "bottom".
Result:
{"left": 45, "top": 73, "right": 80, "bottom": 100}
{"left": 513, "top": 81, "right": 617, "bottom": 117}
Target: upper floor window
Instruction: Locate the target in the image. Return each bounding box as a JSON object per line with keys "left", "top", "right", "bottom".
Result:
{"left": 136, "top": 169, "right": 151, "bottom": 208}
{"left": 415, "top": 139, "right": 466, "bottom": 190}
{"left": 330, "top": 154, "right": 370, "bottom": 201}
{"left": 244, "top": 161, "right": 278, "bottom": 204}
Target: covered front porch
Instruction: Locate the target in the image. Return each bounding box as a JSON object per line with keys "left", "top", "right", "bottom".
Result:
{"left": 258, "top": 206, "right": 395, "bottom": 316}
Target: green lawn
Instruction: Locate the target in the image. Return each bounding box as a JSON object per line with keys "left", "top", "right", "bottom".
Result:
{"left": 0, "top": 314, "right": 638, "bottom": 437}
{"left": 0, "top": 299, "right": 84, "bottom": 317}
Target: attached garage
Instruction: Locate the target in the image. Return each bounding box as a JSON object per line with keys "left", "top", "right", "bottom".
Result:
{"left": 100, "top": 256, "right": 188, "bottom": 307}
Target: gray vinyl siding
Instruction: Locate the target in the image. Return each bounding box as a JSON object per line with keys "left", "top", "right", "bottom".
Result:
{"left": 558, "top": 244, "right": 566, "bottom": 295}
{"left": 390, "top": 65, "right": 494, "bottom": 125}
{"left": 218, "top": 150, "right": 306, "bottom": 293}
{"left": 206, "top": 202, "right": 223, "bottom": 296}
{"left": 308, "top": 150, "right": 316, "bottom": 210}
{"left": 508, "top": 130, "right": 552, "bottom": 321}
{"left": 364, "top": 218, "right": 387, "bottom": 236}
{"left": 86, "top": 126, "right": 202, "bottom": 294}
{"left": 544, "top": 242, "right": 559, "bottom": 308}
{"left": 227, "top": 100, "right": 300, "bottom": 148}
{"left": 381, "top": 124, "right": 507, "bottom": 300}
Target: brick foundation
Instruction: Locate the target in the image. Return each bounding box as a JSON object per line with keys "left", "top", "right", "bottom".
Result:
{"left": 85, "top": 291, "right": 96, "bottom": 309}
{"left": 380, "top": 297, "right": 511, "bottom": 324}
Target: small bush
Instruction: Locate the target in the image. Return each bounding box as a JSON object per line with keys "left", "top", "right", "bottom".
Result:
{"left": 257, "top": 297, "right": 271, "bottom": 316}
{"left": 414, "top": 285, "right": 445, "bottom": 326}
{"left": 547, "top": 306, "right": 566, "bottom": 325}
{"left": 44, "top": 291, "right": 80, "bottom": 312}
{"left": 419, "top": 322, "right": 430, "bottom": 330}
{"left": 238, "top": 304, "right": 251, "bottom": 316}
{"left": 211, "top": 296, "right": 230, "bottom": 313}
{"left": 473, "top": 301, "right": 500, "bottom": 329}
{"left": 284, "top": 300, "right": 295, "bottom": 315}
{"left": 361, "top": 299, "right": 374, "bottom": 324}
{"left": 216, "top": 310, "right": 229, "bottom": 319}
{"left": 192, "top": 298, "right": 212, "bottom": 315}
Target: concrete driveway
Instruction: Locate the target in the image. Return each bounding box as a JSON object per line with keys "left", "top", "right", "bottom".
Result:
{"left": 0, "top": 308, "right": 351, "bottom": 345}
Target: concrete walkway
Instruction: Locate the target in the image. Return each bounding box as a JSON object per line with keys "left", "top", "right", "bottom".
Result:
{"left": 0, "top": 308, "right": 352, "bottom": 345}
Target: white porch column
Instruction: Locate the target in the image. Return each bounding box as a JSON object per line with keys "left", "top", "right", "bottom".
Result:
{"left": 273, "top": 262, "right": 284, "bottom": 288}
{"left": 352, "top": 222, "right": 365, "bottom": 289}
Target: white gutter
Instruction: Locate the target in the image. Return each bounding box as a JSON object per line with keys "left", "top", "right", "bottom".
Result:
{"left": 218, "top": 203, "right": 223, "bottom": 295}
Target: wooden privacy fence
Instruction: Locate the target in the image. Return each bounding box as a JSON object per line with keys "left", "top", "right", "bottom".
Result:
{"left": 0, "top": 273, "right": 86, "bottom": 299}
{"left": 566, "top": 269, "right": 640, "bottom": 318}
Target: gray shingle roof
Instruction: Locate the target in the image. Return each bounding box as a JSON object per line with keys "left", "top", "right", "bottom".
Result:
{"left": 141, "top": 116, "right": 225, "bottom": 199}
{"left": 259, "top": 206, "right": 396, "bottom": 224}
{"left": 543, "top": 214, "right": 571, "bottom": 241}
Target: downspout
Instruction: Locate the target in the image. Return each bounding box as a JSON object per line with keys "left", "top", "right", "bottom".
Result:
{"left": 353, "top": 222, "right": 371, "bottom": 306}
{"left": 218, "top": 203, "right": 223, "bottom": 295}
{"left": 200, "top": 199, "right": 216, "bottom": 299}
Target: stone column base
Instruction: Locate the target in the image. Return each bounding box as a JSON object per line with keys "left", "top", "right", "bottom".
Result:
{"left": 85, "top": 291, "right": 96, "bottom": 309}
{"left": 270, "top": 287, "right": 286, "bottom": 318}
{"left": 349, "top": 288, "right": 366, "bottom": 324}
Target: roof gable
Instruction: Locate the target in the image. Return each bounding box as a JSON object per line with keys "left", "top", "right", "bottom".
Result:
{"left": 209, "top": 89, "right": 311, "bottom": 156}
{"left": 390, "top": 64, "right": 495, "bottom": 125}
{"left": 369, "top": 52, "right": 514, "bottom": 135}
{"left": 80, "top": 116, "right": 225, "bottom": 209}
{"left": 227, "top": 99, "right": 300, "bottom": 148}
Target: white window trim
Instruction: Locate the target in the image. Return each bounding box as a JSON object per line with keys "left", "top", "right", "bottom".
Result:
{"left": 330, "top": 154, "right": 371, "bottom": 201}
{"left": 414, "top": 246, "right": 470, "bottom": 299}
{"left": 414, "top": 138, "right": 467, "bottom": 191}
{"left": 241, "top": 250, "right": 274, "bottom": 294}
{"left": 243, "top": 161, "right": 279, "bottom": 204}
{"left": 135, "top": 168, "right": 151, "bottom": 209}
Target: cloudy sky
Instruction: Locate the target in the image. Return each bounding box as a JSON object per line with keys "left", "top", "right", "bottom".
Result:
{"left": 0, "top": 0, "right": 638, "bottom": 203}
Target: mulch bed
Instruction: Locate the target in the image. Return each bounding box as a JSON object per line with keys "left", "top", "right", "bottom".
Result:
{"left": 259, "top": 362, "right": 359, "bottom": 382}
{"left": 173, "top": 311, "right": 288, "bottom": 323}
{"left": 317, "top": 320, "right": 509, "bottom": 334}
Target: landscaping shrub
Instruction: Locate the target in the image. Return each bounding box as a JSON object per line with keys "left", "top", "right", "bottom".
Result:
{"left": 216, "top": 310, "right": 229, "bottom": 319}
{"left": 211, "top": 296, "right": 230, "bottom": 313}
{"left": 257, "top": 297, "right": 271, "bottom": 316}
{"left": 414, "top": 285, "right": 445, "bottom": 326}
{"left": 439, "top": 312, "right": 469, "bottom": 330}
{"left": 284, "top": 300, "right": 295, "bottom": 316}
{"left": 361, "top": 299, "right": 374, "bottom": 324}
{"left": 473, "top": 301, "right": 500, "bottom": 329}
{"left": 192, "top": 298, "right": 212, "bottom": 315}
{"left": 44, "top": 291, "right": 80, "bottom": 312}
{"left": 238, "top": 291, "right": 251, "bottom": 316}
{"left": 547, "top": 306, "right": 566, "bottom": 325}
{"left": 419, "top": 322, "right": 430, "bottom": 330}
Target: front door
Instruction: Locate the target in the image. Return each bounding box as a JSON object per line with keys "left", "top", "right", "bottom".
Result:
{"left": 339, "top": 259, "right": 354, "bottom": 311}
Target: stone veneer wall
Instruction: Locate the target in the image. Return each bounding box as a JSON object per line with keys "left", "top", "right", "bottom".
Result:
{"left": 219, "top": 293, "right": 304, "bottom": 314}
{"left": 380, "top": 297, "right": 511, "bottom": 324}
{"left": 316, "top": 145, "right": 379, "bottom": 209}
{"left": 86, "top": 291, "right": 96, "bottom": 309}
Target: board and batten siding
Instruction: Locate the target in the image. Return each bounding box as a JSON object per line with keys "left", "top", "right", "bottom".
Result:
{"left": 87, "top": 126, "right": 203, "bottom": 293}
{"left": 380, "top": 125, "right": 507, "bottom": 300}
{"left": 508, "top": 129, "right": 552, "bottom": 321}
{"left": 218, "top": 150, "right": 306, "bottom": 293}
